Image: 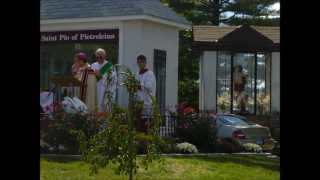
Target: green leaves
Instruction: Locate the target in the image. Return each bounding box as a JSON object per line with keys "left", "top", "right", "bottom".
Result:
{"left": 78, "top": 65, "right": 163, "bottom": 180}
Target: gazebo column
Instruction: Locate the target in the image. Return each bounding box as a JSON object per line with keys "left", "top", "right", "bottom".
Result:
{"left": 271, "top": 52, "right": 280, "bottom": 112}
{"left": 199, "top": 51, "right": 217, "bottom": 111}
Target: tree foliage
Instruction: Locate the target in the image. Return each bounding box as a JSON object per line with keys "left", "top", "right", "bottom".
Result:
{"left": 161, "top": 0, "right": 279, "bottom": 25}
{"left": 77, "top": 65, "right": 163, "bottom": 180}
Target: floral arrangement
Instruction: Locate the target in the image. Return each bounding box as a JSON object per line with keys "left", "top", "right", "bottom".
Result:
{"left": 242, "top": 143, "right": 263, "bottom": 153}
{"left": 176, "top": 142, "right": 198, "bottom": 154}
{"left": 217, "top": 93, "right": 230, "bottom": 112}
{"left": 257, "top": 94, "right": 270, "bottom": 114}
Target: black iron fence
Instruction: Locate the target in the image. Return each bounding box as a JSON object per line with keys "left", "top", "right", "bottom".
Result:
{"left": 40, "top": 107, "right": 219, "bottom": 138}
{"left": 155, "top": 109, "right": 217, "bottom": 137}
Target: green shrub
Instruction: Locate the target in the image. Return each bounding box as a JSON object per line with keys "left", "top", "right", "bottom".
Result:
{"left": 41, "top": 113, "right": 104, "bottom": 154}
{"left": 157, "top": 137, "right": 177, "bottom": 154}
{"left": 175, "top": 113, "right": 217, "bottom": 153}
{"left": 215, "top": 138, "right": 244, "bottom": 153}
{"left": 271, "top": 128, "right": 280, "bottom": 141}
{"left": 272, "top": 142, "right": 280, "bottom": 157}
{"left": 135, "top": 132, "right": 164, "bottom": 154}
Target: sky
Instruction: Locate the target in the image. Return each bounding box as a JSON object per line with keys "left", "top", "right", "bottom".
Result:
{"left": 270, "top": 2, "right": 280, "bottom": 11}
{"left": 223, "top": 2, "right": 280, "bottom": 19}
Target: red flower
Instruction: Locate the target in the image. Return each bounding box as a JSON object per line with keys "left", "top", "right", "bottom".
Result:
{"left": 96, "top": 112, "right": 108, "bottom": 119}
{"left": 183, "top": 107, "right": 194, "bottom": 116}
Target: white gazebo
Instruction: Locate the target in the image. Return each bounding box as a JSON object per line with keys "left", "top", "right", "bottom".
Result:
{"left": 193, "top": 25, "right": 280, "bottom": 115}
{"left": 40, "top": 0, "right": 191, "bottom": 109}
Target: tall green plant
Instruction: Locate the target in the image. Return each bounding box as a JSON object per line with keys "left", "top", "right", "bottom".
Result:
{"left": 77, "top": 65, "right": 163, "bottom": 180}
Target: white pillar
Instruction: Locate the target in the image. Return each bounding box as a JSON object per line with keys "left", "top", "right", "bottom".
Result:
{"left": 118, "top": 21, "right": 143, "bottom": 107}
{"left": 199, "top": 51, "right": 217, "bottom": 111}
{"left": 271, "top": 52, "right": 280, "bottom": 112}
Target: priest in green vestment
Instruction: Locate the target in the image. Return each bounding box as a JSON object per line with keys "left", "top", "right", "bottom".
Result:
{"left": 91, "top": 48, "right": 117, "bottom": 112}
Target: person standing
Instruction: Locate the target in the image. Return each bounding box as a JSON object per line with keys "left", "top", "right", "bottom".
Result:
{"left": 233, "top": 65, "right": 248, "bottom": 113}
{"left": 91, "top": 48, "right": 117, "bottom": 112}
{"left": 72, "top": 52, "right": 97, "bottom": 112}
{"left": 71, "top": 54, "right": 80, "bottom": 77}
{"left": 136, "top": 55, "right": 156, "bottom": 132}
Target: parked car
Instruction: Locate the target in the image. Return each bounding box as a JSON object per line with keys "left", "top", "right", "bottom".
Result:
{"left": 215, "top": 114, "right": 276, "bottom": 151}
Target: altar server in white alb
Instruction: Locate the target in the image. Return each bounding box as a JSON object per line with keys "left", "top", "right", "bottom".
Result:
{"left": 136, "top": 55, "right": 156, "bottom": 132}
{"left": 91, "top": 48, "right": 117, "bottom": 112}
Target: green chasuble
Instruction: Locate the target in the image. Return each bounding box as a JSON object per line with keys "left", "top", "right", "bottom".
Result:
{"left": 97, "top": 61, "right": 113, "bottom": 81}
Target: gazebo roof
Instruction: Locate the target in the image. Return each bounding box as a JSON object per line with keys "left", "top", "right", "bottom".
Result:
{"left": 193, "top": 25, "right": 280, "bottom": 43}
{"left": 41, "top": 0, "right": 190, "bottom": 28}
{"left": 193, "top": 25, "right": 280, "bottom": 52}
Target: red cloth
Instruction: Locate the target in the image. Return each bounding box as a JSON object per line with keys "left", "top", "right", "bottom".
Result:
{"left": 139, "top": 68, "right": 148, "bottom": 75}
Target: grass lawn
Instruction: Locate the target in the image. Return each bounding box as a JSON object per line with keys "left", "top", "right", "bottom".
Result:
{"left": 41, "top": 154, "right": 279, "bottom": 180}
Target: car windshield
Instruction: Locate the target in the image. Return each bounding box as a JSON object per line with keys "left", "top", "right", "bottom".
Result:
{"left": 219, "top": 116, "right": 248, "bottom": 126}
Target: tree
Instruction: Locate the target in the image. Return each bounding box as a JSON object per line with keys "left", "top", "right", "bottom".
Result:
{"left": 178, "top": 30, "right": 200, "bottom": 109}
{"left": 77, "top": 65, "right": 163, "bottom": 180}
{"left": 161, "top": 0, "right": 279, "bottom": 26}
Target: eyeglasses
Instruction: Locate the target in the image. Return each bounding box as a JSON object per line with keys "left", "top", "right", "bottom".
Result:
{"left": 96, "top": 56, "right": 103, "bottom": 59}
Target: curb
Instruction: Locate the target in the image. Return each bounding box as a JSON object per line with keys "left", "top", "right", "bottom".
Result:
{"left": 41, "top": 152, "right": 278, "bottom": 159}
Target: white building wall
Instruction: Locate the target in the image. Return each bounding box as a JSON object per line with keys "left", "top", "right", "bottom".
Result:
{"left": 271, "top": 52, "right": 280, "bottom": 112}
{"left": 117, "top": 20, "right": 144, "bottom": 107}
{"left": 199, "top": 51, "right": 217, "bottom": 111}
{"left": 141, "top": 20, "right": 179, "bottom": 110}
{"left": 119, "top": 20, "right": 180, "bottom": 108}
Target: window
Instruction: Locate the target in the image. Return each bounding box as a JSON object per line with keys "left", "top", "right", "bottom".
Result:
{"left": 40, "top": 43, "right": 74, "bottom": 90}
{"left": 217, "top": 51, "right": 232, "bottom": 113}
{"left": 256, "top": 53, "right": 271, "bottom": 115}
{"left": 216, "top": 52, "right": 271, "bottom": 115}
{"left": 40, "top": 43, "right": 118, "bottom": 91}
{"left": 232, "top": 53, "right": 255, "bottom": 114}
{"left": 154, "top": 49, "right": 166, "bottom": 111}
{"left": 219, "top": 116, "right": 249, "bottom": 126}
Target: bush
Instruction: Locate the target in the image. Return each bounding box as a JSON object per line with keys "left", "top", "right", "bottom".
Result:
{"left": 174, "top": 109, "right": 217, "bottom": 153}
{"left": 41, "top": 113, "right": 104, "bottom": 154}
{"left": 215, "top": 138, "right": 244, "bottom": 153}
{"left": 176, "top": 142, "right": 198, "bottom": 154}
{"left": 271, "top": 128, "right": 280, "bottom": 141}
{"left": 272, "top": 141, "right": 280, "bottom": 157}
{"left": 135, "top": 135, "right": 179, "bottom": 154}
{"left": 242, "top": 143, "right": 263, "bottom": 153}
{"left": 40, "top": 139, "right": 50, "bottom": 154}
{"left": 135, "top": 132, "right": 162, "bottom": 154}
{"left": 159, "top": 137, "right": 179, "bottom": 154}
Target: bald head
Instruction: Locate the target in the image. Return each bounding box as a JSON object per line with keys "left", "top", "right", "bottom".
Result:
{"left": 95, "top": 48, "right": 107, "bottom": 64}
{"left": 95, "top": 48, "right": 106, "bottom": 56}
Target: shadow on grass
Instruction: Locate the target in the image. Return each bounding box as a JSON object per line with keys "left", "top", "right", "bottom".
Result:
{"left": 172, "top": 154, "right": 280, "bottom": 172}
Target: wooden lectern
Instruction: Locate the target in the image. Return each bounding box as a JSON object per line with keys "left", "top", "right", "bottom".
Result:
{"left": 49, "top": 75, "right": 83, "bottom": 101}
{"left": 49, "top": 75, "right": 83, "bottom": 87}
